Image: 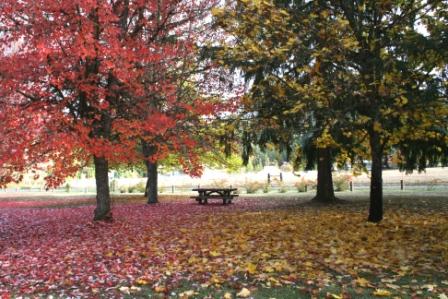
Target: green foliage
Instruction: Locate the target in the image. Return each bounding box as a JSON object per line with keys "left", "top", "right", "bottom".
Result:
{"left": 213, "top": 0, "right": 448, "bottom": 222}
{"left": 225, "top": 154, "right": 244, "bottom": 173}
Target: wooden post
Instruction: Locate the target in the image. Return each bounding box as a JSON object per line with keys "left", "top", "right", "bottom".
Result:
{"left": 349, "top": 181, "right": 353, "bottom": 192}
{"left": 400, "top": 179, "right": 404, "bottom": 190}
{"left": 267, "top": 173, "right": 271, "bottom": 184}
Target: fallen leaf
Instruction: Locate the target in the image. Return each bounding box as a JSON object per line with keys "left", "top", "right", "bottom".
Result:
{"left": 119, "top": 286, "right": 130, "bottom": 294}
{"left": 130, "top": 286, "right": 141, "bottom": 293}
{"left": 209, "top": 250, "right": 221, "bottom": 257}
{"left": 246, "top": 262, "right": 257, "bottom": 274}
{"left": 179, "top": 290, "right": 195, "bottom": 298}
{"left": 326, "top": 293, "right": 342, "bottom": 299}
{"left": 135, "top": 277, "right": 150, "bottom": 285}
{"left": 356, "top": 277, "right": 370, "bottom": 287}
{"left": 154, "top": 285, "right": 166, "bottom": 293}
{"left": 237, "top": 288, "right": 251, "bottom": 298}
{"left": 224, "top": 292, "right": 233, "bottom": 299}
{"left": 373, "top": 289, "right": 392, "bottom": 297}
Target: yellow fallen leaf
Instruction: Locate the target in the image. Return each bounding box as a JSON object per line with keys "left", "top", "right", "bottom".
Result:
{"left": 237, "top": 287, "right": 251, "bottom": 298}
{"left": 188, "top": 256, "right": 198, "bottom": 264}
{"left": 326, "top": 293, "right": 342, "bottom": 299}
{"left": 268, "top": 277, "right": 281, "bottom": 286}
{"left": 209, "top": 250, "right": 221, "bottom": 257}
{"left": 179, "top": 290, "right": 195, "bottom": 298}
{"left": 304, "top": 261, "right": 313, "bottom": 267}
{"left": 135, "top": 277, "right": 149, "bottom": 285}
{"left": 154, "top": 285, "right": 166, "bottom": 293}
{"left": 246, "top": 262, "right": 257, "bottom": 274}
{"left": 224, "top": 292, "right": 233, "bottom": 299}
{"left": 356, "top": 277, "right": 370, "bottom": 287}
{"left": 438, "top": 293, "right": 448, "bottom": 299}
{"left": 373, "top": 289, "right": 392, "bottom": 297}
{"left": 263, "top": 265, "right": 274, "bottom": 273}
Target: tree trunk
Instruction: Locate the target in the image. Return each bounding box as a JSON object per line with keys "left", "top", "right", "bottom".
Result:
{"left": 142, "top": 142, "right": 158, "bottom": 204}
{"left": 368, "top": 128, "right": 383, "bottom": 222}
{"left": 312, "top": 147, "right": 336, "bottom": 203}
{"left": 144, "top": 176, "right": 150, "bottom": 197}
{"left": 146, "top": 160, "right": 158, "bottom": 204}
{"left": 383, "top": 154, "right": 390, "bottom": 169}
{"left": 93, "top": 156, "right": 112, "bottom": 221}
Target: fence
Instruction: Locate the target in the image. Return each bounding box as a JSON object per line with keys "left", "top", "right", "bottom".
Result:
{"left": 2, "top": 179, "right": 448, "bottom": 195}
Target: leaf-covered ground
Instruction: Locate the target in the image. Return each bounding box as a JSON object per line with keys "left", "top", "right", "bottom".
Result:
{"left": 0, "top": 195, "right": 447, "bottom": 298}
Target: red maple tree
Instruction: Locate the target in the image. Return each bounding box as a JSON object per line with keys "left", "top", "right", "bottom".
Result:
{"left": 0, "top": 0, "right": 221, "bottom": 220}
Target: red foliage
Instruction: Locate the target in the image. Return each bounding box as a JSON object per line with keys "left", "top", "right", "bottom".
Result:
{"left": 0, "top": 0, "right": 222, "bottom": 189}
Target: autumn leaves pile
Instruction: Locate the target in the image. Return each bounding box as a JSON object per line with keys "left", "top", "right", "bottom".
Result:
{"left": 1, "top": 197, "right": 447, "bottom": 297}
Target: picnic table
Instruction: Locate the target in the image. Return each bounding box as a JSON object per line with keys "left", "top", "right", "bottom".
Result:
{"left": 191, "top": 187, "right": 238, "bottom": 205}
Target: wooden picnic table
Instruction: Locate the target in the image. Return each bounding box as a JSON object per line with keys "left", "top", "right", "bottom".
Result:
{"left": 191, "top": 187, "right": 238, "bottom": 205}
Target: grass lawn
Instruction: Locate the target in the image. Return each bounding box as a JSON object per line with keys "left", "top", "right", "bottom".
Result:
{"left": 0, "top": 192, "right": 447, "bottom": 298}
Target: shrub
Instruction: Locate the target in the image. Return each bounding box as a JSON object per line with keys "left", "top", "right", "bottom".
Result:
{"left": 294, "top": 178, "right": 309, "bottom": 192}
{"left": 280, "top": 163, "right": 293, "bottom": 172}
{"left": 110, "top": 179, "right": 118, "bottom": 192}
{"left": 278, "top": 182, "right": 287, "bottom": 193}
{"left": 262, "top": 184, "right": 270, "bottom": 193}
{"left": 333, "top": 174, "right": 352, "bottom": 192}
{"left": 426, "top": 178, "right": 442, "bottom": 191}
{"left": 128, "top": 185, "right": 136, "bottom": 193}
{"left": 126, "top": 181, "right": 146, "bottom": 193}
{"left": 119, "top": 186, "right": 128, "bottom": 193}
{"left": 211, "top": 179, "right": 230, "bottom": 188}
{"left": 245, "top": 181, "right": 263, "bottom": 194}
{"left": 134, "top": 181, "right": 146, "bottom": 193}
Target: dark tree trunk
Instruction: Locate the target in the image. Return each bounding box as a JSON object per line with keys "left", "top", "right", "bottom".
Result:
{"left": 312, "top": 147, "right": 336, "bottom": 203}
{"left": 142, "top": 142, "right": 158, "bottom": 204}
{"left": 93, "top": 156, "right": 112, "bottom": 221}
{"left": 368, "top": 128, "right": 383, "bottom": 222}
{"left": 383, "top": 154, "right": 390, "bottom": 169}
{"left": 146, "top": 160, "right": 158, "bottom": 204}
{"left": 144, "top": 176, "right": 150, "bottom": 197}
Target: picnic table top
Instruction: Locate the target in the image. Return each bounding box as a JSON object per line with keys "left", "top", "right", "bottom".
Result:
{"left": 192, "top": 187, "right": 237, "bottom": 192}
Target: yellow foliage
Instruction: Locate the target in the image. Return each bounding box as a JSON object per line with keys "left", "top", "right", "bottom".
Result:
{"left": 373, "top": 289, "right": 392, "bottom": 297}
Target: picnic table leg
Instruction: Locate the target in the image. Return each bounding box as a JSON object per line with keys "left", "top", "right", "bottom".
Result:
{"left": 199, "top": 192, "right": 206, "bottom": 204}
{"left": 203, "top": 192, "right": 209, "bottom": 204}
{"left": 223, "top": 192, "right": 230, "bottom": 205}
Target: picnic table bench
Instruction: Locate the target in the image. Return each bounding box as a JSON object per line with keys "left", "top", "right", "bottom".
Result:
{"left": 191, "top": 188, "right": 238, "bottom": 205}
